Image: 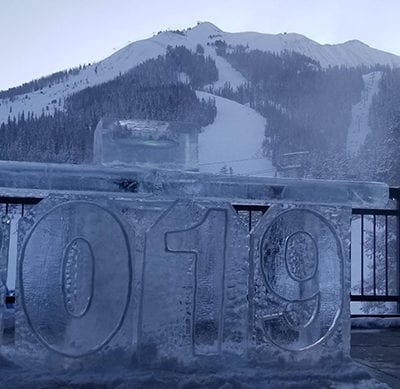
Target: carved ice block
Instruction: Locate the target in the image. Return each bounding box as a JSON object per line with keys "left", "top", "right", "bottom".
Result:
{"left": 139, "top": 200, "right": 249, "bottom": 365}
{"left": 3, "top": 174, "right": 383, "bottom": 373}
{"left": 15, "top": 198, "right": 133, "bottom": 364}
{"left": 0, "top": 161, "right": 389, "bottom": 209}
{"left": 251, "top": 204, "right": 351, "bottom": 363}
{"left": 93, "top": 118, "right": 199, "bottom": 171}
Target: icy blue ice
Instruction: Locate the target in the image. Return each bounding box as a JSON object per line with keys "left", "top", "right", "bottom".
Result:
{"left": 0, "top": 161, "right": 389, "bottom": 387}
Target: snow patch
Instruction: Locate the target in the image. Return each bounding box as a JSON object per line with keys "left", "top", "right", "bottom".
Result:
{"left": 197, "top": 91, "right": 275, "bottom": 176}
{"left": 347, "top": 72, "right": 382, "bottom": 155}
{"left": 208, "top": 54, "right": 247, "bottom": 90}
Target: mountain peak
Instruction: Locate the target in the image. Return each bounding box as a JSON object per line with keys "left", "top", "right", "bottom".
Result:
{"left": 192, "top": 21, "right": 222, "bottom": 33}
{"left": 343, "top": 39, "right": 370, "bottom": 48}
{"left": 185, "top": 21, "right": 224, "bottom": 41}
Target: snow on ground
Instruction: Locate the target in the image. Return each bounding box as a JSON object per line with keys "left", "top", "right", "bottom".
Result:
{"left": 347, "top": 72, "right": 382, "bottom": 155}
{"left": 186, "top": 22, "right": 400, "bottom": 69}
{"left": 207, "top": 25, "right": 400, "bottom": 69}
{"left": 0, "top": 37, "right": 167, "bottom": 124}
{"left": 3, "top": 22, "right": 400, "bottom": 126}
{"left": 0, "top": 24, "right": 247, "bottom": 125}
{"left": 207, "top": 54, "right": 247, "bottom": 90}
{"left": 0, "top": 361, "right": 386, "bottom": 388}
{"left": 352, "top": 317, "right": 400, "bottom": 329}
{"left": 197, "top": 91, "right": 275, "bottom": 176}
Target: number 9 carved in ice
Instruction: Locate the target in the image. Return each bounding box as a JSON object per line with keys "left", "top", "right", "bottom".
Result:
{"left": 259, "top": 208, "right": 344, "bottom": 351}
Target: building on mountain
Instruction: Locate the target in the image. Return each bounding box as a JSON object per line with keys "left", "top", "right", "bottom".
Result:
{"left": 93, "top": 118, "right": 199, "bottom": 171}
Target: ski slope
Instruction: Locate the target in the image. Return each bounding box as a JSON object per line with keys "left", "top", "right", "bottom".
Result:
{"left": 347, "top": 71, "right": 382, "bottom": 155}
{"left": 197, "top": 91, "right": 275, "bottom": 176}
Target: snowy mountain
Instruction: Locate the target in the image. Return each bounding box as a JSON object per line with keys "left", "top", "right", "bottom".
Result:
{"left": 2, "top": 22, "right": 400, "bottom": 126}
{"left": 1, "top": 22, "right": 400, "bottom": 179}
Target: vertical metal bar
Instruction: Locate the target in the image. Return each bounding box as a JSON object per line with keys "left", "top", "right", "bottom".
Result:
{"left": 5, "top": 202, "right": 9, "bottom": 215}
{"left": 21, "top": 203, "right": 24, "bottom": 217}
{"left": 385, "top": 215, "right": 388, "bottom": 296}
{"left": 373, "top": 215, "right": 376, "bottom": 295}
{"left": 248, "top": 210, "right": 252, "bottom": 232}
{"left": 396, "top": 194, "right": 400, "bottom": 313}
{"left": 361, "top": 215, "right": 364, "bottom": 296}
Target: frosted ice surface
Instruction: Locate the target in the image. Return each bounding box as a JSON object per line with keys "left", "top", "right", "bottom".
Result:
{"left": 252, "top": 204, "right": 351, "bottom": 361}
{"left": 0, "top": 215, "right": 10, "bottom": 343}
{"left": 17, "top": 200, "right": 132, "bottom": 358}
{"left": 139, "top": 200, "right": 249, "bottom": 365}
{"left": 0, "top": 160, "right": 389, "bottom": 208}
{"left": 93, "top": 118, "right": 199, "bottom": 171}
{"left": 0, "top": 190, "right": 367, "bottom": 383}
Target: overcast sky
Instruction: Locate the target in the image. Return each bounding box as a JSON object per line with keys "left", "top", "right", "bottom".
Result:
{"left": 1, "top": 0, "right": 400, "bottom": 91}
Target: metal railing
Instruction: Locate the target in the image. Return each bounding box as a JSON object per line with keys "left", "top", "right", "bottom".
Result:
{"left": 1, "top": 190, "right": 399, "bottom": 316}
{"left": 1, "top": 196, "right": 42, "bottom": 306}
{"left": 233, "top": 187, "right": 400, "bottom": 317}
{"left": 0, "top": 196, "right": 42, "bottom": 216}
{"left": 232, "top": 204, "right": 269, "bottom": 231}
{"left": 350, "top": 187, "right": 400, "bottom": 316}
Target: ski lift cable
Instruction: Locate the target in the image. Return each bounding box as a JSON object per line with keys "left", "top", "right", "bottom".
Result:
{"left": 238, "top": 168, "right": 277, "bottom": 175}
{"left": 199, "top": 156, "right": 267, "bottom": 166}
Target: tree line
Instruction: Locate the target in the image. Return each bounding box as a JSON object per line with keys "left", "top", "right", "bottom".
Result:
{"left": 215, "top": 48, "right": 379, "bottom": 179}
{"left": 0, "top": 46, "right": 217, "bottom": 163}
{"left": 0, "top": 66, "right": 85, "bottom": 101}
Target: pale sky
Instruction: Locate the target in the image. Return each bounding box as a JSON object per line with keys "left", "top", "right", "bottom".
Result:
{"left": 1, "top": 0, "right": 400, "bottom": 91}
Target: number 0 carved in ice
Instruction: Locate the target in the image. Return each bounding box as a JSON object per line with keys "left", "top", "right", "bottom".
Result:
{"left": 20, "top": 201, "right": 132, "bottom": 357}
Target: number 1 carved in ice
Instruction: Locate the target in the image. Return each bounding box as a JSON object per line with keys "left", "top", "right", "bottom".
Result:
{"left": 165, "top": 209, "right": 227, "bottom": 355}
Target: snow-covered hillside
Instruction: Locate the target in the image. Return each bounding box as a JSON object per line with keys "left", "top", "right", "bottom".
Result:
{"left": 218, "top": 30, "right": 400, "bottom": 69}
{"left": 347, "top": 71, "right": 382, "bottom": 155}
{"left": 2, "top": 22, "right": 400, "bottom": 126}
{"left": 197, "top": 91, "right": 275, "bottom": 176}
{"left": 182, "top": 22, "right": 400, "bottom": 69}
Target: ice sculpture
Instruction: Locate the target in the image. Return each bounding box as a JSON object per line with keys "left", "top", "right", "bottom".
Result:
{"left": 0, "top": 166, "right": 390, "bottom": 386}
{"left": 11, "top": 195, "right": 353, "bottom": 368}
{"left": 93, "top": 118, "right": 199, "bottom": 171}
{"left": 0, "top": 160, "right": 388, "bottom": 209}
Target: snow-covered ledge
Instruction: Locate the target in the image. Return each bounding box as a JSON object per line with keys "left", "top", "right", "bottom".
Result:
{"left": 0, "top": 162, "right": 389, "bottom": 387}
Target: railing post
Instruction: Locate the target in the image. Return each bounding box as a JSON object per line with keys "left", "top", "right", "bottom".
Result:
{"left": 396, "top": 188, "right": 400, "bottom": 315}
{"left": 390, "top": 187, "right": 400, "bottom": 314}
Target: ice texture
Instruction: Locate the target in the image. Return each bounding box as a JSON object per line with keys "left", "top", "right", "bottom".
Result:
{"left": 15, "top": 198, "right": 133, "bottom": 364}
{"left": 93, "top": 118, "right": 199, "bottom": 171}
{"left": 139, "top": 200, "right": 249, "bottom": 365}
{"left": 251, "top": 204, "right": 351, "bottom": 363}
{"left": 0, "top": 186, "right": 378, "bottom": 385}
{"left": 0, "top": 215, "right": 10, "bottom": 343}
{"left": 0, "top": 160, "right": 389, "bottom": 208}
